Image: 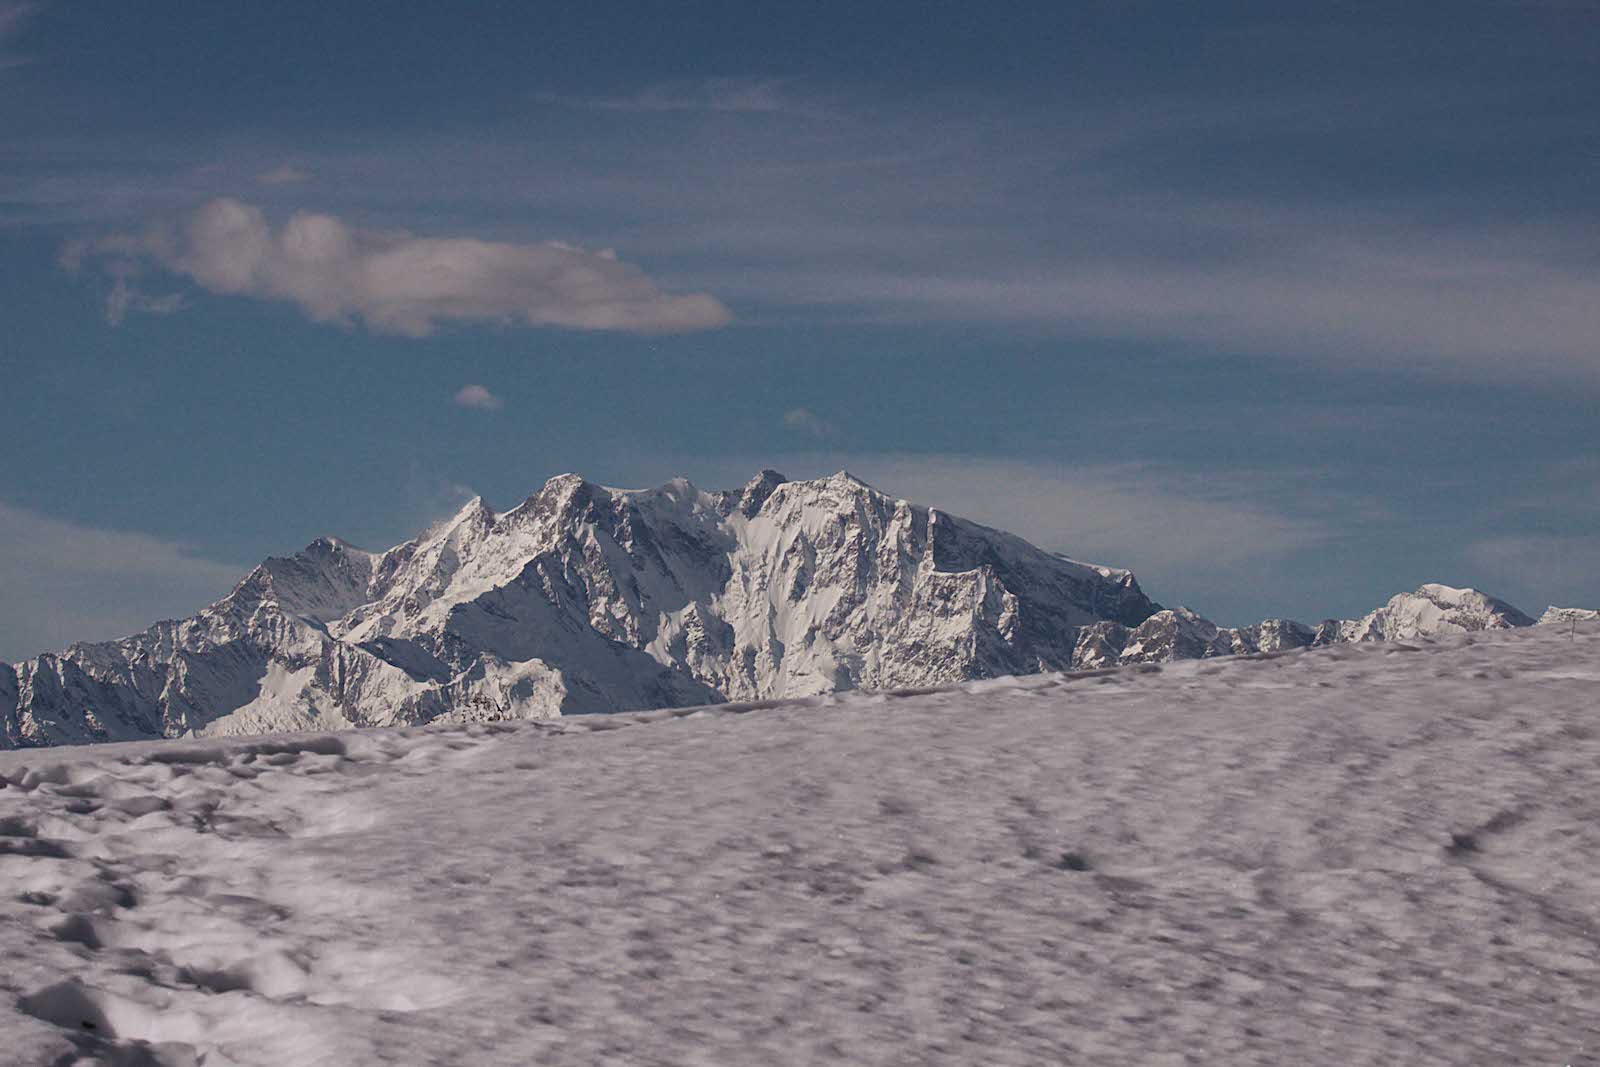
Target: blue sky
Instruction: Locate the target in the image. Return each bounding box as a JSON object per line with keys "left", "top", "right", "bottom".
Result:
{"left": 2, "top": 1, "right": 1598, "bottom": 660}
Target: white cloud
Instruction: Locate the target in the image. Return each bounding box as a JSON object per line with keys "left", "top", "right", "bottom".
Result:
{"left": 782, "top": 407, "right": 833, "bottom": 438}
{"left": 453, "top": 384, "right": 503, "bottom": 411}
{"left": 67, "top": 198, "right": 732, "bottom": 336}
{"left": 256, "top": 164, "right": 309, "bottom": 185}
{"left": 0, "top": 502, "right": 244, "bottom": 662}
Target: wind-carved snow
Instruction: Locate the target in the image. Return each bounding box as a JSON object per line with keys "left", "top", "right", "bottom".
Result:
{"left": 1, "top": 622, "right": 1597, "bottom": 1065}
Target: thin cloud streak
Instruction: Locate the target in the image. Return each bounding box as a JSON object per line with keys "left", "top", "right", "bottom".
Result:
{"left": 782, "top": 407, "right": 834, "bottom": 438}
{"left": 542, "top": 77, "right": 828, "bottom": 116}
{"left": 740, "top": 238, "right": 1600, "bottom": 370}
{"left": 256, "top": 164, "right": 309, "bottom": 185}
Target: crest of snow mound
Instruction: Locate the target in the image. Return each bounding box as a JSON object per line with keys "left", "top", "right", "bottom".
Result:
{"left": 1, "top": 471, "right": 1163, "bottom": 748}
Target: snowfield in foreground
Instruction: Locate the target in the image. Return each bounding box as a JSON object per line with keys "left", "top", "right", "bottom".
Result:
{"left": 2, "top": 624, "right": 1597, "bottom": 1066}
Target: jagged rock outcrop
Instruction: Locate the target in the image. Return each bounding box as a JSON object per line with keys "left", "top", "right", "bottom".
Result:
{"left": 2, "top": 471, "right": 1162, "bottom": 748}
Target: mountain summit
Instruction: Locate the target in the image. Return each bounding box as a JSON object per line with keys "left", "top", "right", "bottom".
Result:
{"left": 2, "top": 472, "right": 1162, "bottom": 747}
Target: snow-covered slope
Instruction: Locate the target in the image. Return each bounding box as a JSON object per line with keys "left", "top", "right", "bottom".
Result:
{"left": 2, "top": 471, "right": 1161, "bottom": 748}
{"left": 3, "top": 621, "right": 1597, "bottom": 1065}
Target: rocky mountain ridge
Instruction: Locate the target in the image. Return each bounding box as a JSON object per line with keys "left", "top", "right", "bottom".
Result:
{"left": 0, "top": 471, "right": 1578, "bottom": 749}
{"left": 2, "top": 471, "right": 1160, "bottom": 747}
{"left": 1072, "top": 583, "right": 1543, "bottom": 670}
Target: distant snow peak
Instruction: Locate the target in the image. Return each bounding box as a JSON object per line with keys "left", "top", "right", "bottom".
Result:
{"left": 1339, "top": 583, "right": 1535, "bottom": 642}
{"left": 1070, "top": 583, "right": 1538, "bottom": 672}
{"left": 1540, "top": 606, "right": 1600, "bottom": 626}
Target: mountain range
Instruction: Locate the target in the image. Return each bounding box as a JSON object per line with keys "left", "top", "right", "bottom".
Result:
{"left": 0, "top": 471, "right": 1573, "bottom": 749}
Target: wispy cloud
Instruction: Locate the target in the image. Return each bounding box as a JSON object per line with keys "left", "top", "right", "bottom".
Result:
{"left": 0, "top": 501, "right": 243, "bottom": 662}
{"left": 754, "top": 231, "right": 1600, "bottom": 375}
{"left": 546, "top": 78, "right": 822, "bottom": 116}
{"left": 256, "top": 164, "right": 309, "bottom": 186}
{"left": 782, "top": 407, "right": 834, "bottom": 438}
{"left": 21, "top": 83, "right": 1600, "bottom": 378}
{"left": 104, "top": 277, "right": 185, "bottom": 324}
{"left": 530, "top": 89, "right": 1600, "bottom": 379}
{"left": 63, "top": 198, "right": 732, "bottom": 336}
{"left": 453, "top": 384, "right": 503, "bottom": 411}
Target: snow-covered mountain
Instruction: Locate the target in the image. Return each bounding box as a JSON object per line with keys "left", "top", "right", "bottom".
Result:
{"left": 1, "top": 468, "right": 1572, "bottom": 750}
{"left": 1074, "top": 583, "right": 1542, "bottom": 670}
{"left": 0, "top": 471, "right": 1162, "bottom": 748}
{"left": 1336, "top": 583, "right": 1537, "bottom": 640}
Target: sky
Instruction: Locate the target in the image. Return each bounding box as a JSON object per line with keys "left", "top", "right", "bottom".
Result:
{"left": 1, "top": 0, "right": 1598, "bottom": 660}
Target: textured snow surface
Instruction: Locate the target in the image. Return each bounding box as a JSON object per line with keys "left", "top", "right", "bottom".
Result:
{"left": 3, "top": 622, "right": 1598, "bottom": 1066}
